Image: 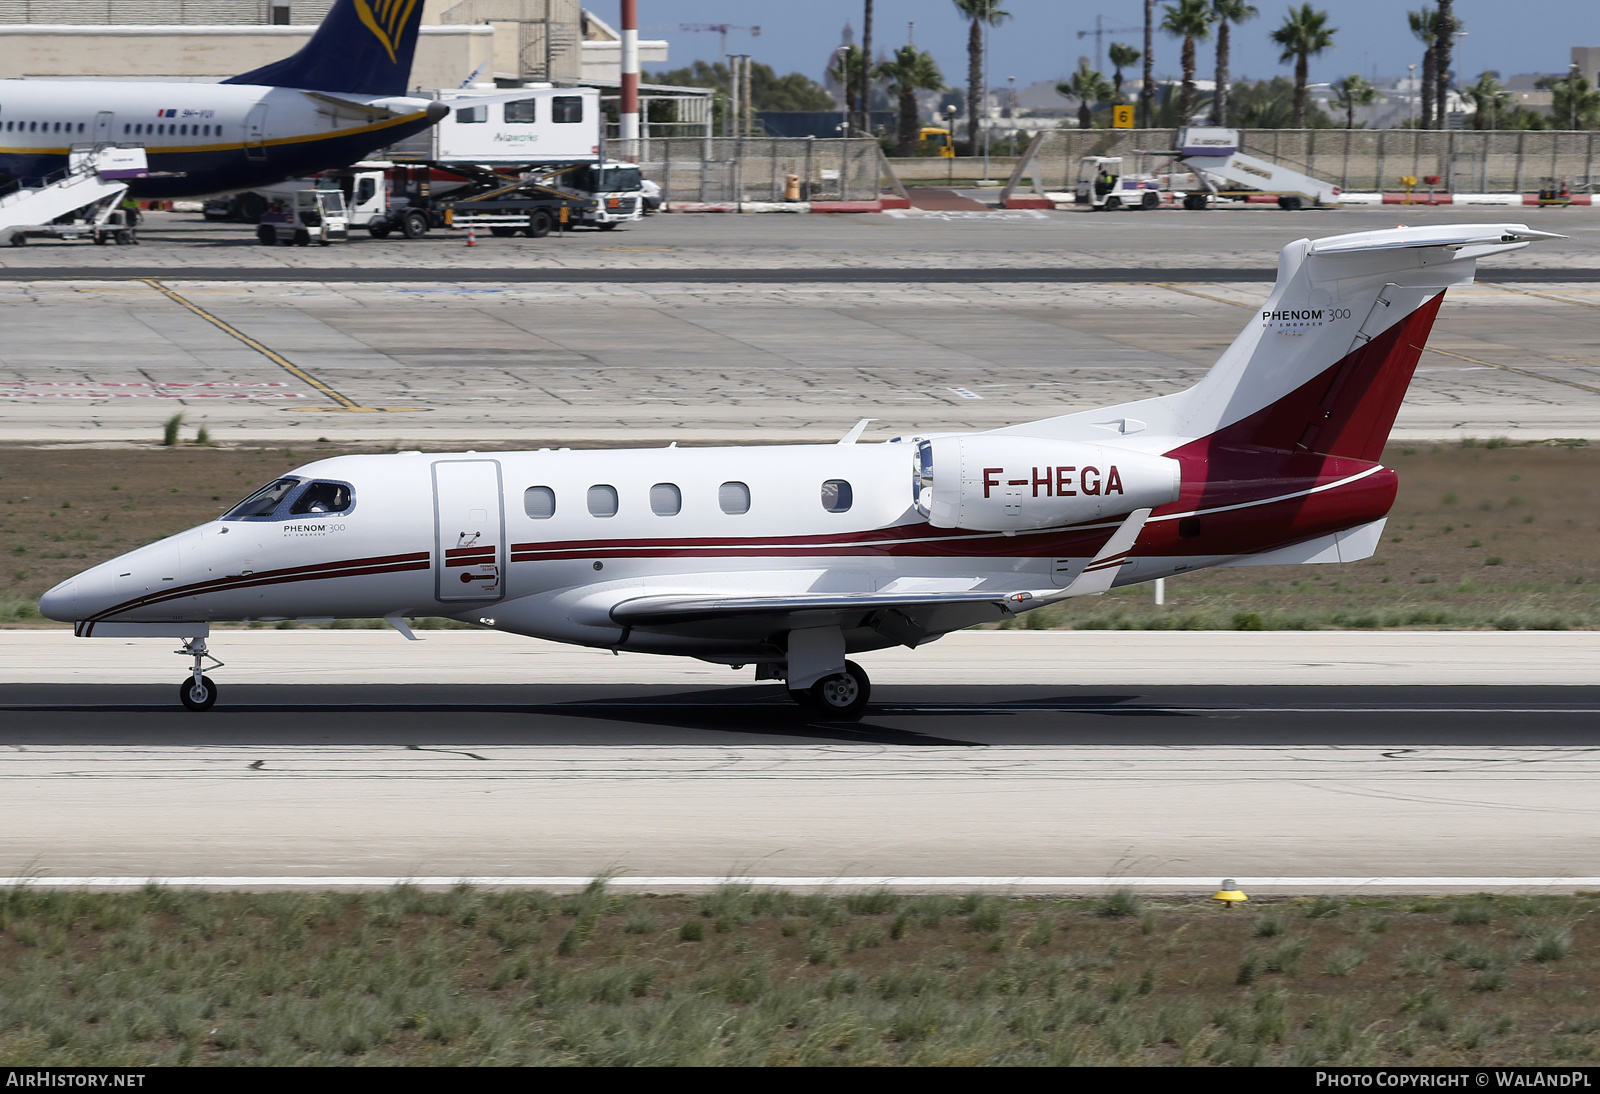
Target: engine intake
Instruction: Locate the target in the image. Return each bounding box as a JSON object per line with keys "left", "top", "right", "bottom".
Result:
{"left": 913, "top": 436, "right": 1181, "bottom": 532}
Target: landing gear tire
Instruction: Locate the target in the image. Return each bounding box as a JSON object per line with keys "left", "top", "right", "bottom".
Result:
{"left": 1102, "top": 195, "right": 1122, "bottom": 211}
{"left": 789, "top": 661, "right": 870, "bottom": 721}
{"left": 1183, "top": 193, "right": 1208, "bottom": 211}
{"left": 179, "top": 675, "right": 218, "bottom": 712}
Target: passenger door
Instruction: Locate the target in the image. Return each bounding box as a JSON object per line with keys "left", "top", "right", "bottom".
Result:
{"left": 93, "top": 112, "right": 113, "bottom": 144}
{"left": 244, "top": 103, "right": 268, "bottom": 161}
{"left": 432, "top": 459, "right": 506, "bottom": 603}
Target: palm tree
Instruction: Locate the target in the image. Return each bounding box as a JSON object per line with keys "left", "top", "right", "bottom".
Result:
{"left": 1330, "top": 73, "right": 1379, "bottom": 129}
{"left": 1058, "top": 61, "right": 1113, "bottom": 129}
{"left": 1141, "top": 0, "right": 1155, "bottom": 128}
{"left": 1160, "top": 0, "right": 1216, "bottom": 124}
{"left": 876, "top": 46, "right": 946, "bottom": 155}
{"left": 1209, "top": 0, "right": 1257, "bottom": 126}
{"left": 1408, "top": 9, "right": 1438, "bottom": 130}
{"left": 1460, "top": 71, "right": 1512, "bottom": 130}
{"left": 1108, "top": 42, "right": 1142, "bottom": 103}
{"left": 1434, "top": 0, "right": 1455, "bottom": 129}
{"left": 1550, "top": 73, "right": 1600, "bottom": 130}
{"left": 858, "top": 1, "right": 873, "bottom": 137}
{"left": 1270, "top": 4, "right": 1337, "bottom": 128}
{"left": 953, "top": 2, "right": 1011, "bottom": 154}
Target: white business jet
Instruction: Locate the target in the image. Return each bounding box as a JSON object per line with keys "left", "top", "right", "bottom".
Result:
{"left": 0, "top": 0, "right": 444, "bottom": 198}
{"left": 41, "top": 223, "right": 1556, "bottom": 719}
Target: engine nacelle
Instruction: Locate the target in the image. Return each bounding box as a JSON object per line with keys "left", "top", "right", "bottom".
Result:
{"left": 913, "top": 436, "right": 1181, "bottom": 532}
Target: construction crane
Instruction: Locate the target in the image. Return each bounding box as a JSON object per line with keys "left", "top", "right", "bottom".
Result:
{"left": 1076, "top": 16, "right": 1141, "bottom": 75}
{"left": 678, "top": 22, "right": 761, "bottom": 61}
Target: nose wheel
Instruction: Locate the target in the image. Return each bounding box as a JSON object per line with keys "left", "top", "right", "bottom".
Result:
{"left": 175, "top": 637, "right": 224, "bottom": 712}
{"left": 180, "top": 675, "right": 218, "bottom": 712}
{"left": 789, "top": 661, "right": 871, "bottom": 721}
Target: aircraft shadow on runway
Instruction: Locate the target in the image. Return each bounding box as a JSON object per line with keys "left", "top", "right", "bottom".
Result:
{"left": 4, "top": 683, "right": 1600, "bottom": 748}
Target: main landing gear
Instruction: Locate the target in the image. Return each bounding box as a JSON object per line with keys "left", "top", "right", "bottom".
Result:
{"left": 788, "top": 661, "right": 871, "bottom": 721}
{"left": 177, "top": 637, "right": 224, "bottom": 712}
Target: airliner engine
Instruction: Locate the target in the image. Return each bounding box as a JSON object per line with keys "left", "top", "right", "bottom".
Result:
{"left": 913, "top": 437, "right": 1181, "bottom": 532}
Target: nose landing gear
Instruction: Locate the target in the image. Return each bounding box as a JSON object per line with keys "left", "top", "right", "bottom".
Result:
{"left": 176, "top": 637, "right": 224, "bottom": 712}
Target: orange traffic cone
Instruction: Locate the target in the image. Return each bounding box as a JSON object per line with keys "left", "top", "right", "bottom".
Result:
{"left": 467, "top": 227, "right": 477, "bottom": 247}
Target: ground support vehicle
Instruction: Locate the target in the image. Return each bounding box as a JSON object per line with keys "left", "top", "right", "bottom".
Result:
{"left": 255, "top": 189, "right": 349, "bottom": 246}
{"left": 544, "top": 161, "right": 645, "bottom": 229}
{"left": 0, "top": 145, "right": 147, "bottom": 246}
{"left": 1074, "top": 155, "right": 1163, "bottom": 210}
{"left": 1152, "top": 127, "right": 1342, "bottom": 211}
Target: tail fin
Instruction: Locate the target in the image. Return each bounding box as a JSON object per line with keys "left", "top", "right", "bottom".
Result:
{"left": 224, "top": 0, "right": 426, "bottom": 95}
{"left": 994, "top": 224, "right": 1559, "bottom": 456}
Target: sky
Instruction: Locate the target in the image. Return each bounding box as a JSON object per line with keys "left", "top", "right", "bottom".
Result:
{"left": 589, "top": 1, "right": 1599, "bottom": 93}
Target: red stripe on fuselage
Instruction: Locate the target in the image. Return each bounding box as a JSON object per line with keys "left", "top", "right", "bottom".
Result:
{"left": 88, "top": 551, "right": 430, "bottom": 621}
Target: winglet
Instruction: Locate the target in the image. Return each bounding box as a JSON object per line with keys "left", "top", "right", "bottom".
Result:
{"left": 1052, "top": 508, "right": 1152, "bottom": 599}
{"left": 838, "top": 419, "right": 876, "bottom": 445}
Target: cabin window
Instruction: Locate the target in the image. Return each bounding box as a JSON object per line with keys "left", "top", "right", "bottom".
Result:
{"left": 456, "top": 105, "right": 487, "bottom": 124}
{"left": 28, "top": 121, "right": 36, "bottom": 132}
{"left": 222, "top": 477, "right": 301, "bottom": 521}
{"left": 718, "top": 481, "right": 751, "bottom": 515}
{"left": 587, "top": 484, "right": 618, "bottom": 518}
{"left": 524, "top": 486, "right": 555, "bottom": 519}
{"left": 76, "top": 123, "right": 83, "bottom": 133}
{"left": 821, "top": 479, "right": 853, "bottom": 513}
{"left": 503, "top": 99, "right": 537, "bottom": 124}
{"left": 552, "top": 96, "right": 583, "bottom": 123}
{"left": 288, "top": 481, "right": 353, "bottom": 516}
{"left": 649, "top": 483, "right": 681, "bottom": 517}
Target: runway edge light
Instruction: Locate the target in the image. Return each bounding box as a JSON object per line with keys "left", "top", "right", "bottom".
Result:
{"left": 1212, "top": 879, "right": 1248, "bottom": 908}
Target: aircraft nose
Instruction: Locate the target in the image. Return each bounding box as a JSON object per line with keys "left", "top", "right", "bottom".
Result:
{"left": 38, "top": 577, "right": 79, "bottom": 622}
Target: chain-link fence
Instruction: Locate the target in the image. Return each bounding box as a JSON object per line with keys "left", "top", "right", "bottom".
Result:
{"left": 619, "top": 137, "right": 896, "bottom": 204}
{"left": 1007, "top": 129, "right": 1600, "bottom": 195}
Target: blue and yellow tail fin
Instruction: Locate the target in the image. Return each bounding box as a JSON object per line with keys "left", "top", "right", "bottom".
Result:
{"left": 224, "top": 0, "right": 426, "bottom": 95}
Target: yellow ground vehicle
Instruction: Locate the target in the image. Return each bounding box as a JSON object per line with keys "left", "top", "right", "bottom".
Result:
{"left": 917, "top": 127, "right": 956, "bottom": 157}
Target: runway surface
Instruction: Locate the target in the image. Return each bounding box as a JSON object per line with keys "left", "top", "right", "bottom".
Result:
{"left": 1, "top": 266, "right": 1596, "bottom": 283}
{"left": 1, "top": 632, "right": 1596, "bottom": 889}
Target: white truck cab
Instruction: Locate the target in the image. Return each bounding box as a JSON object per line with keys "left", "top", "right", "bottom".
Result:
{"left": 550, "top": 162, "right": 645, "bottom": 228}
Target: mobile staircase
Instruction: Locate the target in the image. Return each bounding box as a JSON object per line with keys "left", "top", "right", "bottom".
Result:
{"left": 1156, "top": 127, "right": 1341, "bottom": 210}
{"left": 0, "top": 145, "right": 149, "bottom": 246}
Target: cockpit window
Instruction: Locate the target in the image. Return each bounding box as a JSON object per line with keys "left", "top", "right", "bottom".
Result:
{"left": 289, "top": 481, "right": 353, "bottom": 516}
{"left": 222, "top": 477, "right": 301, "bottom": 520}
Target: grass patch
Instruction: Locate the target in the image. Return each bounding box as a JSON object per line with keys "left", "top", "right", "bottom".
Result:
{"left": 2, "top": 885, "right": 1595, "bottom": 1065}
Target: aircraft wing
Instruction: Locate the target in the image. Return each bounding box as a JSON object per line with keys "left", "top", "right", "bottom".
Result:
{"left": 610, "top": 590, "right": 1031, "bottom": 647}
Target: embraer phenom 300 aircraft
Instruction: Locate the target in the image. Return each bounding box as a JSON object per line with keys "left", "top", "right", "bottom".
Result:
{"left": 41, "top": 224, "right": 1556, "bottom": 719}
{"left": 0, "top": 0, "right": 443, "bottom": 197}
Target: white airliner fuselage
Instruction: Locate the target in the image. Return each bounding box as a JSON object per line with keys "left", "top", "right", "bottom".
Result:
{"left": 0, "top": 81, "right": 442, "bottom": 198}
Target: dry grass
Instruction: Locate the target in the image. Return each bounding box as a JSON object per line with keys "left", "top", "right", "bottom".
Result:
{"left": 0, "top": 884, "right": 1596, "bottom": 1066}
{"left": 2, "top": 439, "right": 1599, "bottom": 629}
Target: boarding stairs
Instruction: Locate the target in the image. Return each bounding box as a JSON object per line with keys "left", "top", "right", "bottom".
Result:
{"left": 0, "top": 145, "right": 149, "bottom": 245}
{"left": 1163, "top": 127, "right": 1341, "bottom": 207}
